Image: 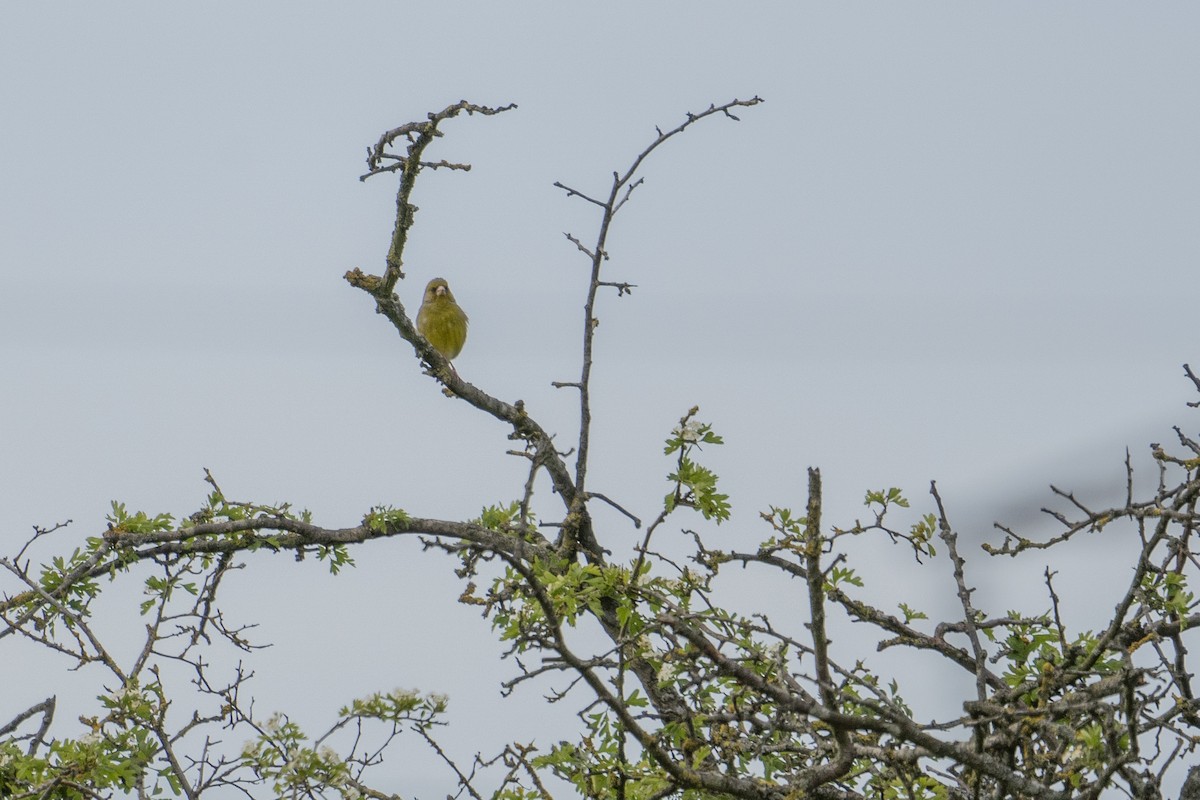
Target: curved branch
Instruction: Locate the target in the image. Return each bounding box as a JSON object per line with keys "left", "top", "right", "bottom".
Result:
{"left": 358, "top": 100, "right": 517, "bottom": 294}
{"left": 0, "top": 514, "right": 554, "bottom": 620}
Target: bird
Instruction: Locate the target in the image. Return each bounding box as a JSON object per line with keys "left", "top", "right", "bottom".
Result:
{"left": 416, "top": 277, "right": 469, "bottom": 363}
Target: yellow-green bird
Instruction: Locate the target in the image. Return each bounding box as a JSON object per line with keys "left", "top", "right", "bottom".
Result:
{"left": 416, "top": 277, "right": 469, "bottom": 362}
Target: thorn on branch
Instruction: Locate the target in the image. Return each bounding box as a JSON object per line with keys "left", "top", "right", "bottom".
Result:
{"left": 552, "top": 181, "right": 606, "bottom": 208}
{"left": 597, "top": 281, "right": 636, "bottom": 296}
{"left": 564, "top": 232, "right": 599, "bottom": 260}
{"left": 612, "top": 177, "right": 646, "bottom": 215}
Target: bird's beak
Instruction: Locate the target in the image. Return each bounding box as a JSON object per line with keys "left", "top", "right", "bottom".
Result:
{"left": 435, "top": 286, "right": 447, "bottom": 297}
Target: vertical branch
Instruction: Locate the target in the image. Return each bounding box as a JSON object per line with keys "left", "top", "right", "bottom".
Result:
{"left": 556, "top": 98, "right": 763, "bottom": 508}
{"left": 615, "top": 648, "right": 629, "bottom": 800}
{"left": 930, "top": 482, "right": 989, "bottom": 706}
{"left": 800, "top": 467, "right": 853, "bottom": 788}
{"left": 571, "top": 194, "right": 617, "bottom": 503}
{"left": 1166, "top": 477, "right": 1198, "bottom": 705}
{"left": 931, "top": 480, "right": 995, "bottom": 798}
{"left": 804, "top": 468, "right": 834, "bottom": 707}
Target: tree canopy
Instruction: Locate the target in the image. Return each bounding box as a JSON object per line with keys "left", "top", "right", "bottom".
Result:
{"left": 4, "top": 99, "right": 1200, "bottom": 800}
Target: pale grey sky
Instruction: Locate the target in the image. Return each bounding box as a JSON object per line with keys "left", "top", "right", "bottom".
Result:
{"left": 3, "top": 3, "right": 1199, "bottom": 796}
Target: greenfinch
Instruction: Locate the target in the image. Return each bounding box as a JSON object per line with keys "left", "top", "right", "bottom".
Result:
{"left": 416, "top": 277, "right": 468, "bottom": 362}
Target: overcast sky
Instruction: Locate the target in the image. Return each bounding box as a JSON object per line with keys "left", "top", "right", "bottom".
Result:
{"left": 3, "top": 3, "right": 1199, "bottom": 796}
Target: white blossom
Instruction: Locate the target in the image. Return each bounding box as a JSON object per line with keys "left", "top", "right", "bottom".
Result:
{"left": 672, "top": 420, "right": 704, "bottom": 443}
